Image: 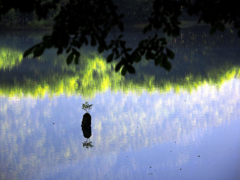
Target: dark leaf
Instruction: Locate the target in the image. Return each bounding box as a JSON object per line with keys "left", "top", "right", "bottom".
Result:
{"left": 72, "top": 41, "right": 81, "bottom": 48}
{"left": 80, "top": 36, "right": 88, "bottom": 45}
{"left": 115, "top": 61, "right": 123, "bottom": 72}
{"left": 33, "top": 46, "right": 45, "bottom": 58}
{"left": 67, "top": 53, "right": 74, "bottom": 65}
{"left": 66, "top": 47, "right": 71, "bottom": 53}
{"left": 72, "top": 48, "right": 80, "bottom": 57}
{"left": 146, "top": 50, "right": 155, "bottom": 60}
{"left": 91, "top": 37, "right": 96, "bottom": 46}
{"left": 198, "top": 17, "right": 202, "bottom": 23}
{"left": 74, "top": 55, "right": 79, "bottom": 64}
{"left": 139, "top": 49, "right": 145, "bottom": 56}
{"left": 43, "top": 35, "right": 51, "bottom": 41}
{"left": 162, "top": 58, "right": 172, "bottom": 71}
{"left": 210, "top": 26, "right": 216, "bottom": 35}
{"left": 108, "top": 43, "right": 114, "bottom": 49}
{"left": 126, "top": 65, "right": 135, "bottom": 74}
{"left": 159, "top": 38, "right": 166, "bottom": 42}
{"left": 155, "top": 56, "right": 162, "bottom": 66}
{"left": 172, "top": 27, "right": 180, "bottom": 37}
{"left": 121, "top": 66, "right": 127, "bottom": 76}
{"left": 132, "top": 51, "right": 141, "bottom": 62}
{"left": 166, "top": 48, "right": 175, "bottom": 59}
{"left": 159, "top": 54, "right": 167, "bottom": 67}
{"left": 126, "top": 48, "right": 132, "bottom": 51}
{"left": 118, "top": 34, "right": 123, "bottom": 39}
{"left": 113, "top": 48, "right": 120, "bottom": 57}
{"left": 43, "top": 40, "right": 53, "bottom": 48}
{"left": 108, "top": 40, "right": 115, "bottom": 49}
{"left": 57, "top": 48, "right": 63, "bottom": 55}
{"left": 161, "top": 38, "right": 167, "bottom": 45}
{"left": 115, "top": 54, "right": 121, "bottom": 60}
{"left": 139, "top": 40, "right": 147, "bottom": 48}
{"left": 84, "top": 36, "right": 88, "bottom": 45}
{"left": 98, "top": 46, "right": 105, "bottom": 53}
{"left": 163, "top": 27, "right": 167, "bottom": 33}
{"left": 23, "top": 46, "right": 36, "bottom": 58}
{"left": 118, "top": 21, "right": 124, "bottom": 31}
{"left": 107, "top": 54, "right": 114, "bottom": 63}
{"left": 119, "top": 41, "right": 126, "bottom": 48}
{"left": 160, "top": 46, "right": 164, "bottom": 52}
{"left": 143, "top": 27, "right": 148, "bottom": 34}
{"left": 143, "top": 25, "right": 151, "bottom": 34}
{"left": 119, "top": 14, "right": 124, "bottom": 19}
{"left": 217, "top": 22, "right": 225, "bottom": 32}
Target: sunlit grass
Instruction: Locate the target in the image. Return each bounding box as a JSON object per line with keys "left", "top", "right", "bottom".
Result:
{"left": 0, "top": 48, "right": 239, "bottom": 98}
{"left": 0, "top": 47, "right": 23, "bottom": 70}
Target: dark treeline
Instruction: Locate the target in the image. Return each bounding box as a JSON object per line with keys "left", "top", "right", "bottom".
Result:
{"left": 0, "top": 0, "right": 198, "bottom": 29}
{"left": 0, "top": 0, "right": 69, "bottom": 29}
{"left": 114, "top": 0, "right": 198, "bottom": 23}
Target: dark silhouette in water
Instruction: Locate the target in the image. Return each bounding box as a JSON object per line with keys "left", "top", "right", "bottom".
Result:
{"left": 81, "top": 112, "right": 93, "bottom": 148}
{"left": 82, "top": 126, "right": 91, "bottom": 139}
{"left": 81, "top": 113, "right": 91, "bottom": 127}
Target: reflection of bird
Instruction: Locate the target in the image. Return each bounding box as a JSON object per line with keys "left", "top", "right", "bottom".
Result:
{"left": 81, "top": 113, "right": 93, "bottom": 148}
{"left": 81, "top": 112, "right": 92, "bottom": 139}
{"left": 81, "top": 113, "right": 91, "bottom": 127}
{"left": 82, "top": 126, "right": 92, "bottom": 139}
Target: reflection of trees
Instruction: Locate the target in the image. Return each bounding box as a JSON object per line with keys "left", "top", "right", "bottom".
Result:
{"left": 0, "top": 47, "right": 240, "bottom": 98}
{"left": 0, "top": 50, "right": 123, "bottom": 98}
{"left": 82, "top": 139, "right": 93, "bottom": 148}
{"left": 1, "top": 27, "right": 240, "bottom": 99}
{"left": 1, "top": 79, "right": 240, "bottom": 179}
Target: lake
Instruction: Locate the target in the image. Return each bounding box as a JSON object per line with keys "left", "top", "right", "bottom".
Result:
{"left": 0, "top": 25, "right": 240, "bottom": 180}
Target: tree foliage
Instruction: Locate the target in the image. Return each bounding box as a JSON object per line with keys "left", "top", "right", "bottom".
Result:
{"left": 0, "top": 0, "right": 240, "bottom": 75}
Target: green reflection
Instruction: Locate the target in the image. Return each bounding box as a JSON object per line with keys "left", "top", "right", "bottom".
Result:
{"left": 0, "top": 27, "right": 240, "bottom": 98}
{"left": 0, "top": 47, "right": 239, "bottom": 98}
{"left": 0, "top": 47, "right": 23, "bottom": 70}
{"left": 0, "top": 51, "right": 123, "bottom": 98}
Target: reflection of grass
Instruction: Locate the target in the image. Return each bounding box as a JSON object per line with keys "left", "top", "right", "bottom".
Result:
{"left": 109, "top": 63, "right": 239, "bottom": 95}
{"left": 0, "top": 48, "right": 239, "bottom": 98}
{"left": 0, "top": 47, "right": 23, "bottom": 70}
{"left": 1, "top": 65, "right": 239, "bottom": 98}
{"left": 135, "top": 65, "right": 239, "bottom": 94}
{"left": 0, "top": 52, "right": 123, "bottom": 98}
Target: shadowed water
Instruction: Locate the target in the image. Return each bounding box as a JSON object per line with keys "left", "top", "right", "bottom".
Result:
{"left": 0, "top": 26, "right": 240, "bottom": 180}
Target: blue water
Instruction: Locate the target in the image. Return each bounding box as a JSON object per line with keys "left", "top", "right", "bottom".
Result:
{"left": 0, "top": 26, "right": 240, "bottom": 180}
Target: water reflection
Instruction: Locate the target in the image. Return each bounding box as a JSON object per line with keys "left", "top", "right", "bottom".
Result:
{"left": 81, "top": 112, "right": 93, "bottom": 148}
{"left": 0, "top": 27, "right": 240, "bottom": 98}
{"left": 82, "top": 125, "right": 93, "bottom": 149}
{"left": 0, "top": 47, "right": 23, "bottom": 70}
{"left": 0, "top": 27, "right": 240, "bottom": 179}
{"left": 82, "top": 113, "right": 92, "bottom": 127}
{"left": 0, "top": 80, "right": 240, "bottom": 179}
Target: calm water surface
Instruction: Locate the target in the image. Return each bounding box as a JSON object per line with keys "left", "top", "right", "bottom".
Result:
{"left": 0, "top": 26, "right": 240, "bottom": 180}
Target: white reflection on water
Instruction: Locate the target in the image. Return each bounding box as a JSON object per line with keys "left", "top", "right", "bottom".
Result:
{"left": 0, "top": 79, "right": 240, "bottom": 180}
